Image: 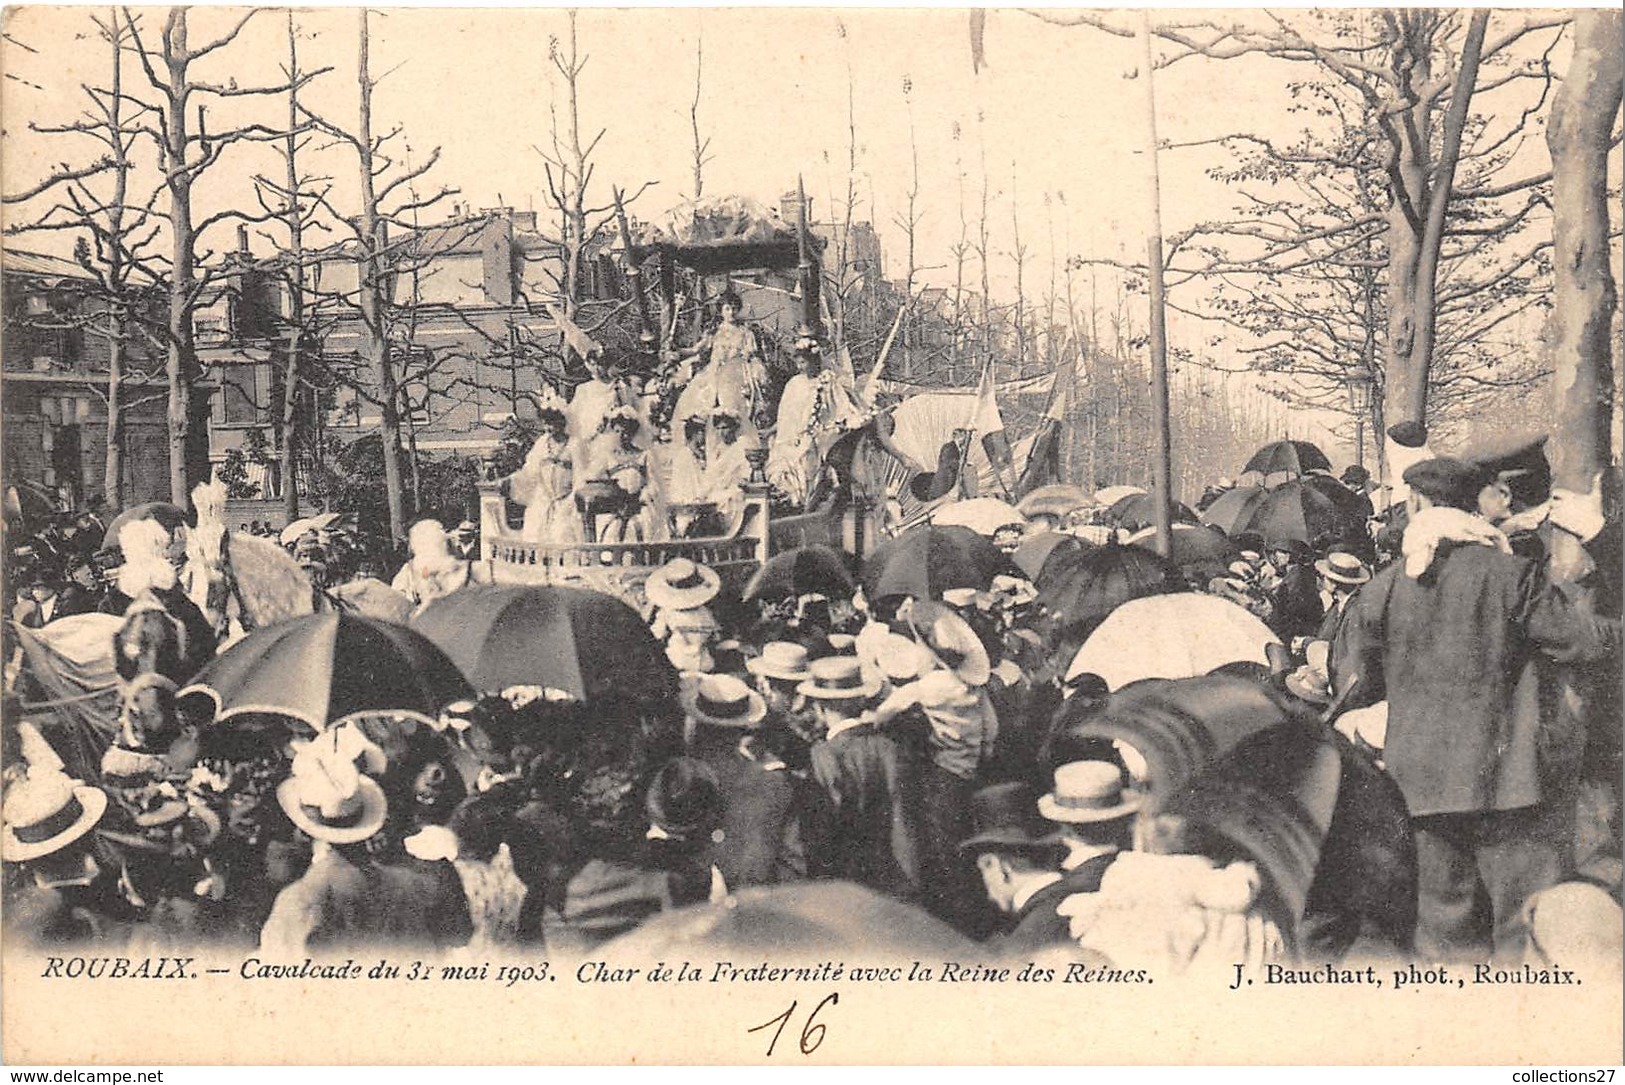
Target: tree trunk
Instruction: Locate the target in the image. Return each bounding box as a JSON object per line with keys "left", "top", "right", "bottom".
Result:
{"left": 163, "top": 13, "right": 197, "bottom": 504}
{"left": 1545, "top": 8, "right": 1622, "bottom": 568}
{"left": 104, "top": 325, "right": 125, "bottom": 509}
{"left": 357, "top": 8, "right": 406, "bottom": 540}
{"left": 280, "top": 11, "right": 305, "bottom": 525}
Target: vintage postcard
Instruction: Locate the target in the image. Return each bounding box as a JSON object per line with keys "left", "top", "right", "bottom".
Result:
{"left": 2, "top": 3, "right": 1621, "bottom": 1066}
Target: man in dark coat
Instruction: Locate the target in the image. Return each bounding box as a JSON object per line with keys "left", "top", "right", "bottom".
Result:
{"left": 1335, "top": 457, "right": 1620, "bottom": 960}
{"left": 1267, "top": 539, "right": 1324, "bottom": 642}
{"left": 680, "top": 674, "right": 807, "bottom": 887}
{"left": 802, "top": 658, "right": 925, "bottom": 903}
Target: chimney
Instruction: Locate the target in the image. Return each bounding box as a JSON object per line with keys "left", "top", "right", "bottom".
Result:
{"left": 780, "top": 190, "right": 811, "bottom": 225}
{"left": 237, "top": 225, "right": 250, "bottom": 256}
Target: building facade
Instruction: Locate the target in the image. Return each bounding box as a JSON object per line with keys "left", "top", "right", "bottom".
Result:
{"left": 1, "top": 250, "right": 174, "bottom": 512}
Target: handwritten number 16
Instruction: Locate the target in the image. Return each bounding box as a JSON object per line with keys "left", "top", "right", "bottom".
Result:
{"left": 748, "top": 993, "right": 839, "bottom": 1056}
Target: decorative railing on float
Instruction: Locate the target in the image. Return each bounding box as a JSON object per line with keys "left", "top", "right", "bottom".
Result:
{"left": 475, "top": 474, "right": 871, "bottom": 596}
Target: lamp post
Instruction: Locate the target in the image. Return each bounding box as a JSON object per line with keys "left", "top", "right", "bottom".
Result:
{"left": 1346, "top": 361, "right": 1374, "bottom": 470}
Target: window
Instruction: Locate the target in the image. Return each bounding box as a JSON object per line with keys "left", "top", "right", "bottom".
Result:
{"left": 219, "top": 365, "right": 266, "bottom": 425}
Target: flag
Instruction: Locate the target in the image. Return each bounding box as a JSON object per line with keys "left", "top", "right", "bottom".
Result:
{"left": 1015, "top": 353, "right": 1075, "bottom": 498}
{"left": 545, "top": 302, "right": 600, "bottom": 360}
{"left": 970, "top": 363, "right": 1012, "bottom": 473}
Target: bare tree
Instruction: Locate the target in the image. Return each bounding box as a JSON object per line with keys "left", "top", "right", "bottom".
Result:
{"left": 296, "top": 8, "right": 456, "bottom": 540}
{"left": 4, "top": 8, "right": 167, "bottom": 509}
{"left": 124, "top": 6, "right": 321, "bottom": 503}
{"left": 688, "top": 25, "right": 713, "bottom": 200}
{"left": 1028, "top": 8, "right": 1576, "bottom": 426}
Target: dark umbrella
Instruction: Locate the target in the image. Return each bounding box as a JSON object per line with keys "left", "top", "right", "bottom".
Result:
{"left": 1200, "top": 479, "right": 1361, "bottom": 548}
{"left": 864, "top": 524, "right": 1010, "bottom": 602}
{"left": 1162, "top": 722, "right": 1416, "bottom": 956}
{"left": 1243, "top": 440, "right": 1331, "bottom": 480}
{"left": 105, "top": 501, "right": 190, "bottom": 544}
{"left": 598, "top": 880, "right": 977, "bottom": 957}
{"left": 743, "top": 544, "right": 856, "bottom": 603}
{"left": 411, "top": 584, "right": 677, "bottom": 704}
{"left": 1034, "top": 542, "right": 1182, "bottom": 634}
{"left": 178, "top": 611, "right": 472, "bottom": 732}
{"left": 1105, "top": 492, "right": 1198, "bottom": 531}
{"left": 1125, "top": 523, "right": 1238, "bottom": 568}
{"left": 1011, "top": 529, "right": 1091, "bottom": 581}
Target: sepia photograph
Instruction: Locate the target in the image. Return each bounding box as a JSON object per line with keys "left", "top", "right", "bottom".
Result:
{"left": 0, "top": 3, "right": 1621, "bottom": 1066}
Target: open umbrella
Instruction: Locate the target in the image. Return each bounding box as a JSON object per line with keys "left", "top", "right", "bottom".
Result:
{"left": 1162, "top": 721, "right": 1416, "bottom": 955}
{"left": 1105, "top": 492, "right": 1198, "bottom": 531}
{"left": 931, "top": 496, "right": 1028, "bottom": 537}
{"left": 1093, "top": 485, "right": 1146, "bottom": 507}
{"left": 1243, "top": 440, "right": 1331, "bottom": 480}
{"left": 412, "top": 584, "right": 676, "bottom": 704}
{"left": 1126, "top": 523, "right": 1238, "bottom": 568}
{"left": 743, "top": 544, "right": 856, "bottom": 603}
{"left": 1034, "top": 543, "right": 1182, "bottom": 634}
{"left": 598, "top": 880, "right": 977, "bottom": 957}
{"left": 178, "top": 611, "right": 472, "bottom": 731}
{"left": 1065, "top": 592, "right": 1280, "bottom": 690}
{"left": 279, "top": 511, "right": 346, "bottom": 546}
{"left": 105, "top": 501, "right": 189, "bottom": 544}
{"left": 1017, "top": 483, "right": 1092, "bottom": 520}
{"left": 1200, "top": 479, "right": 1362, "bottom": 548}
{"left": 864, "top": 524, "right": 1010, "bottom": 602}
{"left": 1011, "top": 529, "right": 1091, "bottom": 581}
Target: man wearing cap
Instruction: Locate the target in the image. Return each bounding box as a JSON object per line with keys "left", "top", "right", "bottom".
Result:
{"left": 1335, "top": 456, "right": 1620, "bottom": 960}
{"left": 681, "top": 673, "right": 806, "bottom": 887}
{"left": 802, "top": 657, "right": 925, "bottom": 903}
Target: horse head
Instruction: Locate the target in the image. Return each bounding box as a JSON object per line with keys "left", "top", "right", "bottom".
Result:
{"left": 114, "top": 593, "right": 187, "bottom": 751}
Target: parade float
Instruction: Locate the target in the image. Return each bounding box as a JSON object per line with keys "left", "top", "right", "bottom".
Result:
{"left": 473, "top": 187, "right": 898, "bottom": 600}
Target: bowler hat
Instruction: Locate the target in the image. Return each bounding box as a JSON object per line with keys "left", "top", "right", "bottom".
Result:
{"left": 959, "top": 782, "right": 1062, "bottom": 855}
{"left": 645, "top": 757, "right": 723, "bottom": 840}
{"left": 1387, "top": 421, "right": 1428, "bottom": 449}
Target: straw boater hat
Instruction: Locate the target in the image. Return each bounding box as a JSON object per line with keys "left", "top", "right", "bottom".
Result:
{"left": 2, "top": 769, "right": 108, "bottom": 862}
{"left": 681, "top": 673, "right": 768, "bottom": 729}
{"left": 646, "top": 558, "right": 721, "bottom": 611}
{"left": 1314, "top": 551, "right": 1371, "bottom": 587}
{"left": 276, "top": 753, "right": 387, "bottom": 845}
{"left": 746, "top": 641, "right": 813, "bottom": 682}
{"left": 797, "top": 656, "right": 883, "bottom": 702}
{"left": 1037, "top": 760, "right": 1143, "bottom": 825}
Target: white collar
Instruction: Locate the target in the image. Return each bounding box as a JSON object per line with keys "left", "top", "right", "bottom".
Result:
{"left": 1060, "top": 838, "right": 1119, "bottom": 872}
{"left": 1010, "top": 870, "right": 1063, "bottom": 914}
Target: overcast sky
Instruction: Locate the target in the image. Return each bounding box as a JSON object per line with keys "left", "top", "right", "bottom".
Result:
{"left": 2, "top": 6, "right": 1606, "bottom": 458}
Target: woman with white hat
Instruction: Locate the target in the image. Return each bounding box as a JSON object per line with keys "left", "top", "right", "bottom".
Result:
{"left": 259, "top": 743, "right": 471, "bottom": 954}
{"left": 647, "top": 558, "right": 723, "bottom": 674}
